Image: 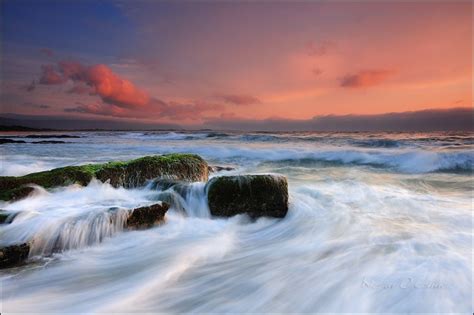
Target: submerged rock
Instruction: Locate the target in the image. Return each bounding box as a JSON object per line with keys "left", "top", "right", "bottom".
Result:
{"left": 25, "top": 134, "right": 80, "bottom": 138}
{"left": 126, "top": 203, "right": 169, "bottom": 229}
{"left": 0, "top": 138, "right": 26, "bottom": 144}
{"left": 0, "top": 210, "right": 20, "bottom": 224}
{"left": 0, "top": 154, "right": 209, "bottom": 201}
{"left": 31, "top": 140, "right": 67, "bottom": 144}
{"left": 0, "top": 243, "right": 30, "bottom": 269}
{"left": 207, "top": 174, "right": 288, "bottom": 218}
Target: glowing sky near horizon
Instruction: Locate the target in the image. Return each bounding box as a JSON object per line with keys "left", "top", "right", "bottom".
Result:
{"left": 0, "top": 1, "right": 472, "bottom": 125}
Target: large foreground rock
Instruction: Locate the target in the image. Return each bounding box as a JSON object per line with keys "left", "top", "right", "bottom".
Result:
{"left": 0, "top": 154, "right": 208, "bottom": 201}
{"left": 0, "top": 243, "right": 30, "bottom": 268}
{"left": 207, "top": 175, "right": 288, "bottom": 218}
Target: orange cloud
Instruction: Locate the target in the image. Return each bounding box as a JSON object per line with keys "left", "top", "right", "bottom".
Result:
{"left": 39, "top": 61, "right": 149, "bottom": 109}
{"left": 340, "top": 70, "right": 395, "bottom": 88}
{"left": 85, "top": 64, "right": 149, "bottom": 108}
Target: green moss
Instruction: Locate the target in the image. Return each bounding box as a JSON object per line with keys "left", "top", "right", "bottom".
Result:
{"left": 0, "top": 154, "right": 208, "bottom": 201}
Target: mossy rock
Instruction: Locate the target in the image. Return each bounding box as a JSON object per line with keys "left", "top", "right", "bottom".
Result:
{"left": 0, "top": 154, "right": 208, "bottom": 201}
{"left": 206, "top": 174, "right": 288, "bottom": 218}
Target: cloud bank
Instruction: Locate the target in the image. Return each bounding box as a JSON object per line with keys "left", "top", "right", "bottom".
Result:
{"left": 35, "top": 61, "right": 225, "bottom": 120}
{"left": 204, "top": 107, "right": 473, "bottom": 132}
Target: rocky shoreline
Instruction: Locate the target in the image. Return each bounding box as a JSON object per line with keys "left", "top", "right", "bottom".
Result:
{"left": 0, "top": 153, "right": 289, "bottom": 269}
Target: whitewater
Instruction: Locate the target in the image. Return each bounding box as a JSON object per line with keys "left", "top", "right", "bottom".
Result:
{"left": 0, "top": 131, "right": 472, "bottom": 313}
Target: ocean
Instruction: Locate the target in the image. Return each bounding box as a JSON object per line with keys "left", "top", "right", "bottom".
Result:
{"left": 0, "top": 131, "right": 472, "bottom": 313}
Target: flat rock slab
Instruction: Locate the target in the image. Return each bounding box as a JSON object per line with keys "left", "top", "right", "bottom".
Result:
{"left": 207, "top": 174, "right": 288, "bottom": 218}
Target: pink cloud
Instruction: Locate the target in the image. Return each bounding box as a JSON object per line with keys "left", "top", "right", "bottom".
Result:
{"left": 37, "top": 61, "right": 225, "bottom": 121}
{"left": 217, "top": 94, "right": 262, "bottom": 106}
{"left": 340, "top": 70, "right": 395, "bottom": 88}
{"left": 38, "top": 61, "right": 149, "bottom": 109}
{"left": 39, "top": 65, "right": 66, "bottom": 85}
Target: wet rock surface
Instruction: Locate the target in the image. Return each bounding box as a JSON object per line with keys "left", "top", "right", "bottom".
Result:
{"left": 207, "top": 174, "right": 289, "bottom": 218}
{"left": 126, "top": 203, "right": 170, "bottom": 229}
{"left": 0, "top": 243, "right": 30, "bottom": 269}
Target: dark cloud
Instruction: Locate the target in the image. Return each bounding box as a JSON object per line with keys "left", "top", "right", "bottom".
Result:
{"left": 64, "top": 98, "right": 223, "bottom": 121}
{"left": 22, "top": 102, "right": 50, "bottom": 109}
{"left": 204, "top": 108, "right": 473, "bottom": 132}
{"left": 217, "top": 94, "right": 262, "bottom": 106}
{"left": 340, "top": 70, "right": 395, "bottom": 88}
{"left": 64, "top": 102, "right": 127, "bottom": 117}
{"left": 0, "top": 113, "right": 180, "bottom": 130}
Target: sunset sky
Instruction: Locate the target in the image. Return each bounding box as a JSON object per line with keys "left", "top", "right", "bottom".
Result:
{"left": 0, "top": 1, "right": 472, "bottom": 129}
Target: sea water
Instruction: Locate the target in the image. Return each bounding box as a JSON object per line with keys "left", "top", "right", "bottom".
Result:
{"left": 0, "top": 131, "right": 472, "bottom": 313}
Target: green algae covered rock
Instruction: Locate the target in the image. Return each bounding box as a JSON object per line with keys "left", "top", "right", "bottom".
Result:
{"left": 207, "top": 174, "right": 288, "bottom": 219}
{"left": 0, "top": 154, "right": 208, "bottom": 201}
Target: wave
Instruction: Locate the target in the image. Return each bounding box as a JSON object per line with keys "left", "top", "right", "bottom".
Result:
{"left": 156, "top": 145, "right": 473, "bottom": 174}
{"left": 350, "top": 139, "right": 401, "bottom": 148}
{"left": 0, "top": 180, "right": 154, "bottom": 256}
{"left": 1, "top": 175, "right": 471, "bottom": 313}
{"left": 118, "top": 132, "right": 210, "bottom": 141}
{"left": 268, "top": 150, "right": 473, "bottom": 173}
